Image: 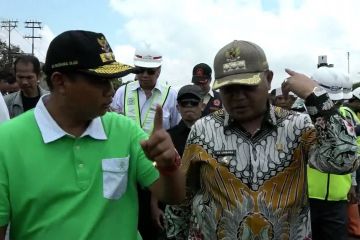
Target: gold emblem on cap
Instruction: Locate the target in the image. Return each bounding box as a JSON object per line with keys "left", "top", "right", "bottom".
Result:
{"left": 223, "top": 44, "right": 246, "bottom": 73}
{"left": 97, "top": 36, "right": 111, "bottom": 52}
{"left": 97, "top": 36, "right": 115, "bottom": 63}
{"left": 225, "top": 45, "right": 241, "bottom": 62}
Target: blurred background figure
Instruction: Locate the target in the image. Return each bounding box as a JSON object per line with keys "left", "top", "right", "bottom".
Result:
{"left": 0, "top": 70, "right": 19, "bottom": 95}
{"left": 341, "top": 85, "right": 360, "bottom": 239}
{"left": 307, "top": 66, "right": 354, "bottom": 240}
{"left": 0, "top": 94, "right": 9, "bottom": 123}
{"left": 270, "top": 87, "right": 296, "bottom": 110}
{"left": 4, "top": 55, "right": 48, "bottom": 118}
{"left": 191, "top": 63, "right": 222, "bottom": 116}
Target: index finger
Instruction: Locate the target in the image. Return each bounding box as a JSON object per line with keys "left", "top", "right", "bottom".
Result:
{"left": 153, "top": 105, "right": 163, "bottom": 132}
{"left": 285, "top": 68, "right": 297, "bottom": 76}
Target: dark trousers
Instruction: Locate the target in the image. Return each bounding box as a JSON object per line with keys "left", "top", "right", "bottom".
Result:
{"left": 138, "top": 186, "right": 168, "bottom": 240}
{"left": 138, "top": 187, "right": 157, "bottom": 240}
{"left": 309, "top": 198, "right": 348, "bottom": 240}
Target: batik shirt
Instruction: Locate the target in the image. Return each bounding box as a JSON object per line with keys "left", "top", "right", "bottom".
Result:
{"left": 165, "top": 93, "right": 359, "bottom": 240}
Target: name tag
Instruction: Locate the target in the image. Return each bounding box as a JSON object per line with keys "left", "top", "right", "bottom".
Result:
{"left": 214, "top": 150, "right": 236, "bottom": 166}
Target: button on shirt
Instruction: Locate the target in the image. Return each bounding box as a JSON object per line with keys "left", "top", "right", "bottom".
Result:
{"left": 35, "top": 95, "right": 108, "bottom": 190}
{"left": 111, "top": 81, "right": 181, "bottom": 130}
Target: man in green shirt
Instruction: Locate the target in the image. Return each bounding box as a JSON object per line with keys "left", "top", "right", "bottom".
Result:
{"left": 0, "top": 30, "right": 185, "bottom": 240}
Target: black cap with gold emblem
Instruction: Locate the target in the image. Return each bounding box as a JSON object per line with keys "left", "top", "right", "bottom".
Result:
{"left": 212, "top": 40, "right": 269, "bottom": 90}
{"left": 43, "top": 30, "right": 134, "bottom": 79}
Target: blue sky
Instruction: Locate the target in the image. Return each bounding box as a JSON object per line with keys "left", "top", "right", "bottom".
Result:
{"left": 1, "top": 0, "right": 360, "bottom": 88}
{"left": 0, "top": 0, "right": 128, "bottom": 49}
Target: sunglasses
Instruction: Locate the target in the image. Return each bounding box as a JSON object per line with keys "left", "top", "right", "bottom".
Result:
{"left": 179, "top": 99, "right": 200, "bottom": 107}
{"left": 135, "top": 67, "right": 158, "bottom": 75}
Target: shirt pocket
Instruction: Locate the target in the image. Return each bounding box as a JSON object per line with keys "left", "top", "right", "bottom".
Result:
{"left": 102, "top": 157, "right": 129, "bottom": 200}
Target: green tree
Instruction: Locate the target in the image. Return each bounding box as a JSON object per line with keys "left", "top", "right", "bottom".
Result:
{"left": 0, "top": 39, "right": 23, "bottom": 72}
{"left": 353, "top": 82, "right": 360, "bottom": 90}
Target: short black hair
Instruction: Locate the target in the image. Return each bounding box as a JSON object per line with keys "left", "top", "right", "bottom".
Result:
{"left": 14, "top": 55, "right": 41, "bottom": 75}
{"left": 44, "top": 70, "right": 77, "bottom": 91}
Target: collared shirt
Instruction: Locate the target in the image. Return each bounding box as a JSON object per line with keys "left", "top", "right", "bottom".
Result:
{"left": 202, "top": 89, "right": 222, "bottom": 117}
{"left": 34, "top": 95, "right": 107, "bottom": 143}
{"left": 0, "top": 94, "right": 159, "bottom": 239}
{"left": 202, "top": 89, "right": 214, "bottom": 105}
{"left": 165, "top": 93, "right": 359, "bottom": 240}
{"left": 111, "top": 81, "right": 180, "bottom": 130}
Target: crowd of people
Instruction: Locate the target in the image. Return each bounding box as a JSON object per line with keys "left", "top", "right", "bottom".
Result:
{"left": 0, "top": 30, "right": 359, "bottom": 240}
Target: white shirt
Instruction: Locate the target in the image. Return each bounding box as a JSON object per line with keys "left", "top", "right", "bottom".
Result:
{"left": 203, "top": 89, "right": 215, "bottom": 105}
{"left": 0, "top": 94, "right": 10, "bottom": 124}
{"left": 34, "top": 95, "right": 107, "bottom": 143}
{"left": 111, "top": 81, "right": 181, "bottom": 130}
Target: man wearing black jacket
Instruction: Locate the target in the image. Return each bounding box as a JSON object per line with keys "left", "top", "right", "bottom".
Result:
{"left": 168, "top": 84, "right": 204, "bottom": 156}
{"left": 151, "top": 85, "right": 203, "bottom": 239}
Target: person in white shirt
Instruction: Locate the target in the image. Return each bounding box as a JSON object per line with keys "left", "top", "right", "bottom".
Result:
{"left": 111, "top": 46, "right": 181, "bottom": 240}
{"left": 0, "top": 94, "right": 9, "bottom": 124}
{"left": 111, "top": 46, "right": 180, "bottom": 133}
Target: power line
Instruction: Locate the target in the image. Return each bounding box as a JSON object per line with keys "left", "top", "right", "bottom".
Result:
{"left": 14, "top": 28, "right": 46, "bottom": 60}
{"left": 1, "top": 20, "right": 18, "bottom": 63}
{"left": 24, "top": 20, "right": 42, "bottom": 56}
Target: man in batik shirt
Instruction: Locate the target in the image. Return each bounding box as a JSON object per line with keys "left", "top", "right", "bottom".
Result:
{"left": 165, "top": 40, "right": 359, "bottom": 240}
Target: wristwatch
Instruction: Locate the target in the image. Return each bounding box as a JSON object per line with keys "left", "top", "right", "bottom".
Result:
{"left": 312, "top": 86, "right": 327, "bottom": 97}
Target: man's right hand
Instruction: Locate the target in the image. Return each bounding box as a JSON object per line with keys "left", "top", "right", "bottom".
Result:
{"left": 282, "top": 69, "right": 318, "bottom": 100}
{"left": 151, "top": 204, "right": 165, "bottom": 231}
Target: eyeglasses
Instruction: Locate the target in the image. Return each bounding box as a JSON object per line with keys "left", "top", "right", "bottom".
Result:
{"left": 179, "top": 100, "right": 200, "bottom": 107}
{"left": 135, "top": 67, "right": 158, "bottom": 75}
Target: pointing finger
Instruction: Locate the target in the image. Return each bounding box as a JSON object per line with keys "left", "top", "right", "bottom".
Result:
{"left": 285, "top": 68, "right": 296, "bottom": 76}
{"left": 153, "top": 105, "right": 163, "bottom": 132}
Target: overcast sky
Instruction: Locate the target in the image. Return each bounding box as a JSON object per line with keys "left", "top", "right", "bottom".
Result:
{"left": 1, "top": 0, "right": 359, "bottom": 89}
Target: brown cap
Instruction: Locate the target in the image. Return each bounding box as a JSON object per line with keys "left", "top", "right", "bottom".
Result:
{"left": 212, "top": 40, "right": 269, "bottom": 90}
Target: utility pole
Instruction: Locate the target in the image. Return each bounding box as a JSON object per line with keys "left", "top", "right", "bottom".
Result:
{"left": 347, "top": 51, "right": 350, "bottom": 74}
{"left": 1, "top": 20, "right": 18, "bottom": 63}
{"left": 24, "top": 20, "right": 42, "bottom": 56}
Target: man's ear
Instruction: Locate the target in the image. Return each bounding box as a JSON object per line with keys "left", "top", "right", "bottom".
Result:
{"left": 265, "top": 70, "right": 273, "bottom": 90}
{"left": 50, "top": 72, "right": 67, "bottom": 94}
{"left": 155, "top": 67, "right": 161, "bottom": 78}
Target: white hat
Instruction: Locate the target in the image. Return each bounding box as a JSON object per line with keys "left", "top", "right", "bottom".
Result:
{"left": 133, "top": 46, "right": 162, "bottom": 68}
{"left": 311, "top": 67, "right": 343, "bottom": 101}
{"left": 352, "top": 87, "right": 360, "bottom": 100}
{"left": 341, "top": 73, "right": 352, "bottom": 99}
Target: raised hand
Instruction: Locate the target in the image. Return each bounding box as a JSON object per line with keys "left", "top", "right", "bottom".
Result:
{"left": 282, "top": 68, "right": 318, "bottom": 99}
{"left": 140, "top": 105, "right": 176, "bottom": 168}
